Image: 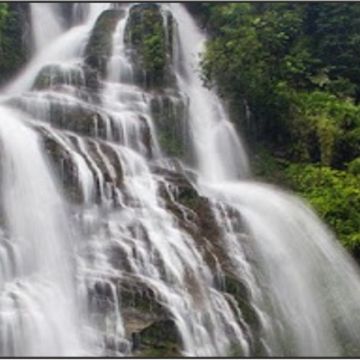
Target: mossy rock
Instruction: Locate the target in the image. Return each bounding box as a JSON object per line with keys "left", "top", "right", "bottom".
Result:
{"left": 85, "top": 139, "right": 123, "bottom": 187}
{"left": 69, "top": 136, "right": 124, "bottom": 204}
{"left": 124, "top": 4, "right": 175, "bottom": 89}
{"left": 120, "top": 279, "right": 165, "bottom": 318}
{"left": 154, "top": 166, "right": 199, "bottom": 212}
{"left": 85, "top": 9, "right": 125, "bottom": 76}
{"left": 222, "top": 275, "right": 264, "bottom": 356}
{"left": 10, "top": 94, "right": 153, "bottom": 149}
{"left": 33, "top": 64, "right": 81, "bottom": 90}
{"left": 33, "top": 63, "right": 99, "bottom": 92}
{"left": 6, "top": 96, "right": 107, "bottom": 139}
{"left": 40, "top": 128, "right": 84, "bottom": 203}
{"left": 86, "top": 275, "right": 178, "bottom": 355}
{"left": 223, "top": 276, "right": 260, "bottom": 331}
{"left": 46, "top": 101, "right": 111, "bottom": 140}
{"left": 155, "top": 165, "right": 233, "bottom": 270}
{"left": 40, "top": 128, "right": 124, "bottom": 205}
{"left": 134, "top": 319, "right": 180, "bottom": 357}
{"left": 149, "top": 92, "right": 189, "bottom": 158}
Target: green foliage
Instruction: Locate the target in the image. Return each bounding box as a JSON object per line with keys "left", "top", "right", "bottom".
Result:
{"left": 201, "top": 3, "right": 360, "bottom": 169}
{"left": 252, "top": 146, "right": 290, "bottom": 185}
{"left": 201, "top": 3, "right": 315, "bottom": 146}
{"left": 306, "top": 4, "right": 360, "bottom": 101}
{"left": 348, "top": 157, "right": 360, "bottom": 175}
{"left": 285, "top": 164, "right": 360, "bottom": 252}
{"left": 125, "top": 4, "right": 167, "bottom": 88}
{"left": 150, "top": 95, "right": 187, "bottom": 158}
{"left": 0, "top": 4, "right": 8, "bottom": 28}
{"left": 0, "top": 3, "right": 27, "bottom": 85}
{"left": 281, "top": 90, "right": 360, "bottom": 166}
{"left": 142, "top": 24, "right": 166, "bottom": 76}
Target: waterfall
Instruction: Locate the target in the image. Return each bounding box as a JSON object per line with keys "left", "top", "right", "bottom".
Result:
{"left": 0, "top": 107, "right": 85, "bottom": 356}
{"left": 30, "top": 3, "right": 64, "bottom": 52}
{"left": 206, "top": 182, "right": 360, "bottom": 356}
{"left": 0, "top": 2, "right": 359, "bottom": 357}
{"left": 4, "top": 3, "right": 110, "bottom": 96}
{"left": 170, "top": 4, "right": 360, "bottom": 356}
{"left": 169, "top": 4, "right": 250, "bottom": 182}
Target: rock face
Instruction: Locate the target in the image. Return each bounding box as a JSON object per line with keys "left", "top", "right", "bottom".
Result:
{"left": 122, "top": 4, "right": 190, "bottom": 158}
{"left": 33, "top": 63, "right": 99, "bottom": 92}
{"left": 136, "top": 319, "right": 180, "bottom": 356}
{"left": 149, "top": 91, "right": 190, "bottom": 158}
{"left": 85, "top": 9, "right": 125, "bottom": 77}
{"left": 41, "top": 128, "right": 124, "bottom": 205}
{"left": 124, "top": 4, "right": 175, "bottom": 89}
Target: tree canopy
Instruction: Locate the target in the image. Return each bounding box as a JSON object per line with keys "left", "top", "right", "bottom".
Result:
{"left": 191, "top": 2, "right": 360, "bottom": 255}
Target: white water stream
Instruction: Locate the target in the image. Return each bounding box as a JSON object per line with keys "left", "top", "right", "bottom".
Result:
{"left": 0, "top": 107, "right": 85, "bottom": 356}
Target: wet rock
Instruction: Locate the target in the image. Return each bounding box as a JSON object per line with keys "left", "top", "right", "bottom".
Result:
{"left": 85, "top": 9, "right": 125, "bottom": 77}
{"left": 83, "top": 64, "right": 100, "bottom": 91}
{"left": 51, "top": 101, "right": 110, "bottom": 139}
{"left": 33, "top": 64, "right": 83, "bottom": 90}
{"left": 69, "top": 136, "right": 124, "bottom": 205}
{"left": 39, "top": 127, "right": 124, "bottom": 205}
{"left": 120, "top": 278, "right": 166, "bottom": 319}
{"left": 150, "top": 91, "right": 190, "bottom": 158}
{"left": 140, "top": 318, "right": 178, "bottom": 345}
{"left": 86, "top": 274, "right": 178, "bottom": 355}
{"left": 7, "top": 94, "right": 111, "bottom": 140}
{"left": 124, "top": 308, "right": 160, "bottom": 337}
{"left": 124, "top": 4, "right": 176, "bottom": 89}
{"left": 138, "top": 115, "right": 153, "bottom": 158}
{"left": 40, "top": 128, "right": 84, "bottom": 204}
{"left": 155, "top": 166, "right": 198, "bottom": 210}
{"left": 87, "top": 278, "right": 120, "bottom": 313}
{"left": 223, "top": 275, "right": 260, "bottom": 332}
{"left": 154, "top": 166, "right": 229, "bottom": 271}
{"left": 135, "top": 319, "right": 180, "bottom": 357}
{"left": 34, "top": 63, "right": 100, "bottom": 92}
{"left": 51, "top": 104, "right": 108, "bottom": 139}
{"left": 104, "top": 336, "right": 131, "bottom": 356}
{"left": 154, "top": 165, "right": 256, "bottom": 321}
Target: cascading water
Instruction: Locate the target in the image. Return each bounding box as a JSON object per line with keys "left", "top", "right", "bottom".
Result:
{"left": 206, "top": 182, "right": 360, "bottom": 356}
{"left": 168, "top": 4, "right": 250, "bottom": 183}
{"left": 0, "top": 107, "right": 85, "bottom": 356}
{"left": 170, "top": 4, "right": 360, "bottom": 356}
{"left": 0, "top": 2, "right": 359, "bottom": 357}
{"left": 30, "top": 3, "right": 64, "bottom": 52}
{"left": 4, "top": 2, "right": 110, "bottom": 96}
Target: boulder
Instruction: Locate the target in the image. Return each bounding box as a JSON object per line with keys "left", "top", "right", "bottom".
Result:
{"left": 124, "top": 4, "right": 175, "bottom": 89}
{"left": 85, "top": 9, "right": 125, "bottom": 77}
{"left": 135, "top": 319, "right": 180, "bottom": 357}
{"left": 33, "top": 63, "right": 99, "bottom": 92}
